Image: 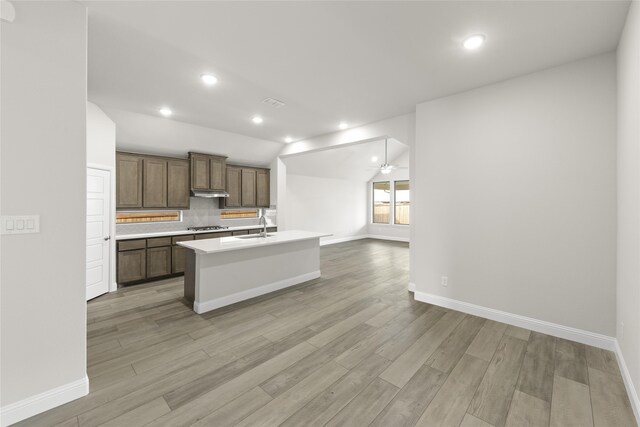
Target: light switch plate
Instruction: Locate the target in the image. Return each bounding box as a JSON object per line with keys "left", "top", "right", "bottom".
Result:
{"left": 1, "top": 215, "right": 40, "bottom": 234}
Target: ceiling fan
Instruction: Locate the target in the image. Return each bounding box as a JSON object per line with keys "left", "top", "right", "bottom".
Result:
{"left": 369, "top": 138, "right": 408, "bottom": 175}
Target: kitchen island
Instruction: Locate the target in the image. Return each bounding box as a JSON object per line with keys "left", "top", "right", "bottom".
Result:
{"left": 178, "top": 230, "right": 330, "bottom": 314}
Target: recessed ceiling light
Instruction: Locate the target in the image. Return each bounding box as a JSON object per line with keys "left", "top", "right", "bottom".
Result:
{"left": 339, "top": 122, "right": 348, "bottom": 130}
{"left": 159, "top": 107, "right": 172, "bottom": 117}
{"left": 371, "top": 156, "right": 378, "bottom": 162}
{"left": 252, "top": 116, "right": 263, "bottom": 124}
{"left": 200, "top": 73, "right": 218, "bottom": 85}
{"left": 463, "top": 34, "right": 485, "bottom": 50}
{"left": 284, "top": 137, "right": 293, "bottom": 143}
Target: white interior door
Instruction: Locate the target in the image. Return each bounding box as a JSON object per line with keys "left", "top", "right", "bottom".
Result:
{"left": 87, "top": 168, "right": 111, "bottom": 300}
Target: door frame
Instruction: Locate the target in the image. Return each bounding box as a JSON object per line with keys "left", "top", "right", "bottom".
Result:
{"left": 87, "top": 163, "right": 116, "bottom": 293}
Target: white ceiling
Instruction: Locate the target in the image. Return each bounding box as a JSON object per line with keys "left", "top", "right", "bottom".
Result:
{"left": 86, "top": 1, "right": 629, "bottom": 144}
{"left": 283, "top": 138, "right": 408, "bottom": 181}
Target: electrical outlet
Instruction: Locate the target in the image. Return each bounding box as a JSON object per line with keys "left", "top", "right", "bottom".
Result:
{"left": 441, "top": 276, "right": 448, "bottom": 287}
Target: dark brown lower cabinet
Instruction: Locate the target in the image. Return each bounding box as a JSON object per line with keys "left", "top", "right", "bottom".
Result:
{"left": 172, "top": 245, "right": 187, "bottom": 274}
{"left": 147, "top": 246, "right": 171, "bottom": 278}
{"left": 232, "top": 230, "right": 249, "bottom": 236}
{"left": 117, "top": 249, "right": 146, "bottom": 283}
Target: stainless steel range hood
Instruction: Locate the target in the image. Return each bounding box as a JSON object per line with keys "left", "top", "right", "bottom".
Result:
{"left": 190, "top": 190, "right": 230, "bottom": 198}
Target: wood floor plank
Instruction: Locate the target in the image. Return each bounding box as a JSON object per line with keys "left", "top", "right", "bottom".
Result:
{"left": 379, "top": 310, "right": 466, "bottom": 388}
{"left": 325, "top": 377, "right": 400, "bottom": 427}
{"left": 550, "top": 375, "right": 594, "bottom": 427}
{"left": 588, "top": 367, "right": 636, "bottom": 427}
{"left": 466, "top": 320, "right": 508, "bottom": 362}
{"left": 585, "top": 346, "right": 622, "bottom": 378}
{"left": 281, "top": 354, "right": 391, "bottom": 427}
{"left": 505, "top": 325, "right": 531, "bottom": 341}
{"left": 415, "top": 354, "right": 489, "bottom": 427}
{"left": 427, "top": 315, "right": 486, "bottom": 374}
{"left": 461, "top": 413, "right": 496, "bottom": 427}
{"left": 469, "top": 335, "right": 528, "bottom": 427}
{"left": 190, "top": 387, "right": 272, "bottom": 427}
{"left": 100, "top": 396, "right": 171, "bottom": 427}
{"left": 236, "top": 362, "right": 348, "bottom": 427}
{"left": 516, "top": 331, "right": 555, "bottom": 402}
{"left": 505, "top": 390, "right": 550, "bottom": 427}
{"left": 371, "top": 364, "right": 447, "bottom": 427}
{"left": 554, "top": 338, "right": 589, "bottom": 385}
{"left": 306, "top": 303, "right": 387, "bottom": 348}
{"left": 147, "top": 342, "right": 317, "bottom": 426}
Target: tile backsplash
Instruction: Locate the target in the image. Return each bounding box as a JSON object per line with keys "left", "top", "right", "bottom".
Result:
{"left": 116, "top": 197, "right": 276, "bottom": 236}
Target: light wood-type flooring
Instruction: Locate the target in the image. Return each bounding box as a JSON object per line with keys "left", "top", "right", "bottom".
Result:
{"left": 18, "top": 239, "right": 637, "bottom": 427}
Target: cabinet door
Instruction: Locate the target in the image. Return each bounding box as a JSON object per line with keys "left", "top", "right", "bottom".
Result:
{"left": 147, "top": 246, "right": 171, "bottom": 278}
{"left": 117, "top": 249, "right": 146, "bottom": 283}
{"left": 143, "top": 158, "right": 168, "bottom": 208}
{"left": 172, "top": 245, "right": 187, "bottom": 274}
{"left": 191, "top": 155, "right": 210, "bottom": 190}
{"left": 256, "top": 169, "right": 270, "bottom": 207}
{"left": 116, "top": 153, "right": 143, "bottom": 209}
{"left": 225, "top": 166, "right": 242, "bottom": 207}
{"left": 241, "top": 169, "right": 257, "bottom": 207}
{"left": 210, "top": 157, "right": 226, "bottom": 190}
{"left": 167, "top": 160, "right": 190, "bottom": 208}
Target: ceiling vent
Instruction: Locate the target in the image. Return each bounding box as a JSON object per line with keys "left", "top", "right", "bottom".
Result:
{"left": 262, "top": 97, "right": 286, "bottom": 108}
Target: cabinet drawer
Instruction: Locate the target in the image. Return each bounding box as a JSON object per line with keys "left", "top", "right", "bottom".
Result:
{"left": 172, "top": 235, "right": 195, "bottom": 245}
{"left": 267, "top": 227, "right": 277, "bottom": 233}
{"left": 195, "top": 231, "right": 233, "bottom": 240}
{"left": 147, "top": 237, "right": 172, "bottom": 248}
{"left": 248, "top": 228, "right": 261, "bottom": 235}
{"left": 232, "top": 230, "right": 249, "bottom": 236}
{"left": 118, "top": 239, "right": 146, "bottom": 251}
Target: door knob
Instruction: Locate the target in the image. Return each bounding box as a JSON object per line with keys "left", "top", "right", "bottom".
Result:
{"left": 104, "top": 236, "right": 111, "bottom": 241}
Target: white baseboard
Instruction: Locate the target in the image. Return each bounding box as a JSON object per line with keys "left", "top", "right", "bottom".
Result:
{"left": 320, "top": 235, "right": 367, "bottom": 246}
{"left": 414, "top": 291, "right": 616, "bottom": 351}
{"left": 194, "top": 270, "right": 321, "bottom": 314}
{"left": 0, "top": 375, "right": 89, "bottom": 427}
{"left": 614, "top": 340, "right": 640, "bottom": 425}
{"left": 366, "top": 234, "right": 410, "bottom": 243}
{"left": 320, "top": 234, "right": 409, "bottom": 246}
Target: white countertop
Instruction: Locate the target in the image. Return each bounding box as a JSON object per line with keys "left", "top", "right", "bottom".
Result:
{"left": 115, "top": 224, "right": 273, "bottom": 240}
{"left": 178, "top": 230, "right": 331, "bottom": 254}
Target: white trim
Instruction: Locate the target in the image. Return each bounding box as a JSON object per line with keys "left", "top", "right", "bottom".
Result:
{"left": 87, "top": 164, "right": 116, "bottom": 294}
{"left": 0, "top": 375, "right": 89, "bottom": 426}
{"left": 194, "top": 270, "right": 320, "bottom": 314}
{"left": 366, "top": 234, "right": 409, "bottom": 243}
{"left": 408, "top": 282, "right": 416, "bottom": 292}
{"left": 414, "top": 291, "right": 616, "bottom": 351}
{"left": 320, "top": 235, "right": 368, "bottom": 246}
{"left": 614, "top": 340, "right": 640, "bottom": 425}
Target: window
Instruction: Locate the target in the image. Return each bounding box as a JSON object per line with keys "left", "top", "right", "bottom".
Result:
{"left": 116, "top": 211, "right": 181, "bottom": 224}
{"left": 373, "top": 182, "right": 391, "bottom": 224}
{"left": 394, "top": 180, "right": 410, "bottom": 225}
{"left": 220, "top": 209, "right": 259, "bottom": 219}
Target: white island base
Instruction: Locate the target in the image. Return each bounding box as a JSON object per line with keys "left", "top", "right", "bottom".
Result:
{"left": 179, "top": 231, "right": 330, "bottom": 314}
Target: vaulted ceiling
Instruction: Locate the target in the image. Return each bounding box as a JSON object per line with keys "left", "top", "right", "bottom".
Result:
{"left": 86, "top": 1, "right": 629, "bottom": 144}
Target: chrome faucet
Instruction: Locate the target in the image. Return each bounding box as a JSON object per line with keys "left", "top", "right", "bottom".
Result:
{"left": 259, "top": 209, "right": 268, "bottom": 237}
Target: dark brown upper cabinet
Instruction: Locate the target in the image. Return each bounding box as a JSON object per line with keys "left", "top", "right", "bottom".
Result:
{"left": 117, "top": 152, "right": 190, "bottom": 210}
{"left": 167, "top": 160, "right": 190, "bottom": 208}
{"left": 241, "top": 169, "right": 257, "bottom": 207}
{"left": 225, "top": 166, "right": 242, "bottom": 207}
{"left": 189, "top": 152, "right": 227, "bottom": 191}
{"left": 222, "top": 165, "right": 270, "bottom": 208}
{"left": 143, "top": 158, "right": 168, "bottom": 208}
{"left": 116, "top": 153, "right": 143, "bottom": 209}
{"left": 256, "top": 169, "right": 270, "bottom": 207}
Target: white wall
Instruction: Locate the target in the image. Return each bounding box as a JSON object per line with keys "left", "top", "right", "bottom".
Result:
{"left": 1, "top": 1, "right": 88, "bottom": 424}
{"left": 413, "top": 53, "right": 617, "bottom": 337}
{"left": 99, "top": 106, "right": 283, "bottom": 166}
{"left": 367, "top": 150, "right": 410, "bottom": 241}
{"left": 87, "top": 102, "right": 116, "bottom": 291}
{"left": 285, "top": 174, "right": 367, "bottom": 244}
{"left": 617, "top": 1, "right": 640, "bottom": 415}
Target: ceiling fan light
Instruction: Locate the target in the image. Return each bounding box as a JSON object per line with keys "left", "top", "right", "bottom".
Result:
{"left": 381, "top": 167, "right": 392, "bottom": 175}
